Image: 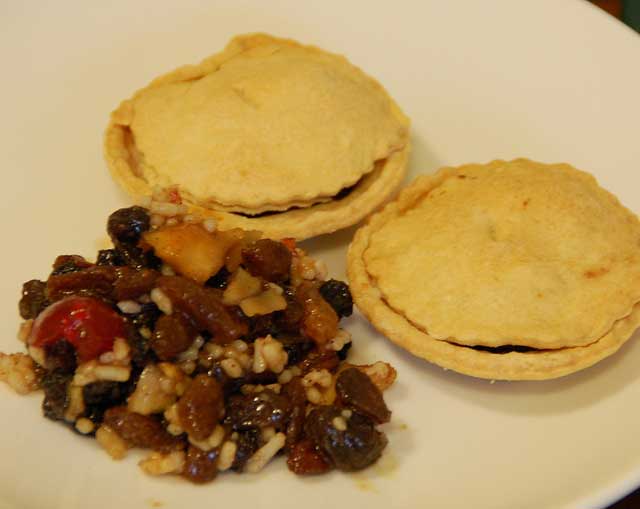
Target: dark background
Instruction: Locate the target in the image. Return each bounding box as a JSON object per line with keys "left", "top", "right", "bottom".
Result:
{"left": 588, "top": 2, "right": 638, "bottom": 508}
{"left": 591, "top": 0, "right": 640, "bottom": 30}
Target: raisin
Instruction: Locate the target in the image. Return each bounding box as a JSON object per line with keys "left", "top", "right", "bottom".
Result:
{"left": 274, "top": 287, "right": 304, "bottom": 333}
{"left": 283, "top": 377, "right": 306, "bottom": 451}
{"left": 285, "top": 404, "right": 306, "bottom": 452}
{"left": 82, "top": 381, "right": 130, "bottom": 423}
{"left": 231, "top": 429, "right": 260, "bottom": 471}
{"left": 319, "top": 280, "right": 353, "bottom": 318}
{"left": 205, "top": 364, "right": 243, "bottom": 397}
{"left": 107, "top": 206, "right": 150, "bottom": 246}
{"left": 156, "top": 276, "right": 248, "bottom": 343}
{"left": 19, "top": 279, "right": 48, "bottom": 319}
{"left": 176, "top": 374, "right": 224, "bottom": 441}
{"left": 205, "top": 267, "right": 230, "bottom": 290}
{"left": 336, "top": 341, "right": 352, "bottom": 361}
{"left": 103, "top": 406, "right": 183, "bottom": 452}
{"left": 151, "top": 313, "right": 196, "bottom": 361}
{"left": 124, "top": 325, "right": 155, "bottom": 368}
{"left": 244, "top": 286, "right": 305, "bottom": 341}
{"left": 115, "top": 245, "right": 161, "bottom": 271}
{"left": 304, "top": 406, "right": 387, "bottom": 472}
{"left": 283, "top": 376, "right": 307, "bottom": 407}
{"left": 44, "top": 339, "right": 77, "bottom": 373}
{"left": 113, "top": 267, "right": 159, "bottom": 301}
{"left": 50, "top": 255, "right": 93, "bottom": 276}
{"left": 206, "top": 364, "right": 277, "bottom": 398}
{"left": 242, "top": 239, "right": 292, "bottom": 283}
{"left": 279, "top": 337, "right": 314, "bottom": 366}
{"left": 300, "top": 350, "right": 340, "bottom": 374}
{"left": 225, "top": 390, "right": 291, "bottom": 431}
{"left": 41, "top": 369, "right": 72, "bottom": 422}
{"left": 46, "top": 266, "right": 117, "bottom": 302}
{"left": 246, "top": 371, "right": 279, "bottom": 386}
{"left": 96, "top": 249, "right": 124, "bottom": 267}
{"left": 83, "top": 381, "right": 128, "bottom": 407}
{"left": 336, "top": 368, "right": 391, "bottom": 424}
{"left": 130, "top": 302, "right": 161, "bottom": 330}
{"left": 247, "top": 313, "right": 278, "bottom": 340}
{"left": 298, "top": 283, "right": 339, "bottom": 346}
{"left": 183, "top": 445, "right": 219, "bottom": 484}
{"left": 287, "top": 439, "right": 332, "bottom": 475}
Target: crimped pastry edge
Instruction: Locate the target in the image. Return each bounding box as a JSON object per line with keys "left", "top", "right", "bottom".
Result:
{"left": 103, "top": 32, "right": 410, "bottom": 213}
{"left": 347, "top": 163, "right": 640, "bottom": 380}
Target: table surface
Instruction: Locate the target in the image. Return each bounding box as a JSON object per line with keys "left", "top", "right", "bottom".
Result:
{"left": 610, "top": 489, "right": 640, "bottom": 508}
{"left": 593, "top": 2, "right": 639, "bottom": 505}
{"left": 589, "top": 1, "right": 640, "bottom": 503}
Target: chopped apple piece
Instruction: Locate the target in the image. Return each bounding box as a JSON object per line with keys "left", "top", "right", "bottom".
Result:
{"left": 240, "top": 286, "right": 287, "bottom": 317}
{"left": 143, "top": 224, "right": 240, "bottom": 284}
{"left": 223, "top": 268, "right": 262, "bottom": 305}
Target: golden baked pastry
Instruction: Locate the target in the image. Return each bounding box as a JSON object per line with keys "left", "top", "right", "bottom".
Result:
{"left": 348, "top": 159, "right": 640, "bottom": 380}
{"left": 105, "top": 33, "right": 410, "bottom": 239}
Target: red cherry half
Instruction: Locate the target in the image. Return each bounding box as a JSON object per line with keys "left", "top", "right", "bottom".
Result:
{"left": 29, "top": 296, "right": 127, "bottom": 362}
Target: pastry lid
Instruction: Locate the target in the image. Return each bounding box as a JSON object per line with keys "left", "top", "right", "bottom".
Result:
{"left": 107, "top": 33, "right": 409, "bottom": 212}
{"left": 362, "top": 159, "right": 640, "bottom": 349}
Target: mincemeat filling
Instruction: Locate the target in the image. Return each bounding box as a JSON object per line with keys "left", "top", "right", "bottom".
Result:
{"left": 2, "top": 198, "right": 395, "bottom": 483}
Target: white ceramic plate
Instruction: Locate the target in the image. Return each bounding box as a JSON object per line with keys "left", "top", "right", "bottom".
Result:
{"left": 1, "top": 1, "right": 639, "bottom": 508}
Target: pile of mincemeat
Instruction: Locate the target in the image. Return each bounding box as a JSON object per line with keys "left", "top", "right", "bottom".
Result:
{"left": 2, "top": 205, "right": 395, "bottom": 483}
